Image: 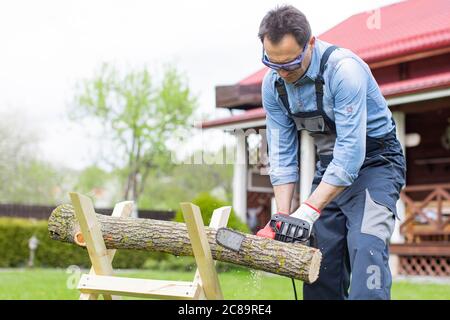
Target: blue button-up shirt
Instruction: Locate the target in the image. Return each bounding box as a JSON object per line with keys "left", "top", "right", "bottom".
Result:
{"left": 262, "top": 38, "right": 394, "bottom": 187}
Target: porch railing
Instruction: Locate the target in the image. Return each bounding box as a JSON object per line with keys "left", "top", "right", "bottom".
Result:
{"left": 400, "top": 183, "right": 450, "bottom": 243}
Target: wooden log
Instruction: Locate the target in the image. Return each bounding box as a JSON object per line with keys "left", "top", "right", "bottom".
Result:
{"left": 48, "top": 204, "right": 321, "bottom": 284}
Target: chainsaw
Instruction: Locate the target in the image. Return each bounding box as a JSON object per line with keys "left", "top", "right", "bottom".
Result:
{"left": 216, "top": 213, "right": 315, "bottom": 253}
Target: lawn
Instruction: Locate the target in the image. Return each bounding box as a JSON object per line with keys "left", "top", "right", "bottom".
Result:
{"left": 1, "top": 268, "right": 449, "bottom": 300}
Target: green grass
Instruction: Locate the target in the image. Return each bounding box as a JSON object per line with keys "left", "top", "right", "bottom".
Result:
{"left": 0, "top": 268, "right": 449, "bottom": 300}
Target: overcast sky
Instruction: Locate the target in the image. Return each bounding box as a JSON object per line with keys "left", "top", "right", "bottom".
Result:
{"left": 0, "top": 0, "right": 401, "bottom": 170}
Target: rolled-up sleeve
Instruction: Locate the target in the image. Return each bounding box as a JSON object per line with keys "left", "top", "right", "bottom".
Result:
{"left": 262, "top": 72, "right": 299, "bottom": 186}
{"left": 322, "top": 58, "right": 368, "bottom": 187}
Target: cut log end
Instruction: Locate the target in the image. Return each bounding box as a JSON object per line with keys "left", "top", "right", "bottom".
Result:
{"left": 74, "top": 231, "right": 86, "bottom": 247}
{"left": 307, "top": 250, "right": 322, "bottom": 284}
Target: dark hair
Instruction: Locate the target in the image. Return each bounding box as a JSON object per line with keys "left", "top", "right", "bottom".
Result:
{"left": 258, "top": 5, "right": 311, "bottom": 47}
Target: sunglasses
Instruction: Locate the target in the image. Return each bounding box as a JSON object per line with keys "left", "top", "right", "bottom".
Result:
{"left": 262, "top": 41, "right": 309, "bottom": 71}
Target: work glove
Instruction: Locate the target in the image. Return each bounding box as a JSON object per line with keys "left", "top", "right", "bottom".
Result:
{"left": 290, "top": 202, "right": 321, "bottom": 238}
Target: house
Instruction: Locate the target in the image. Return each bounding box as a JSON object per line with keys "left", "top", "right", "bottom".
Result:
{"left": 200, "top": 0, "right": 450, "bottom": 276}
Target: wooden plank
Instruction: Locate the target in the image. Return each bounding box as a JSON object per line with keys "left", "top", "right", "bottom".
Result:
{"left": 403, "top": 183, "right": 450, "bottom": 192}
{"left": 180, "top": 203, "right": 223, "bottom": 300}
{"left": 192, "top": 206, "right": 231, "bottom": 297}
{"left": 391, "top": 243, "right": 450, "bottom": 256}
{"left": 111, "top": 201, "right": 134, "bottom": 218}
{"left": 79, "top": 200, "right": 134, "bottom": 300}
{"left": 404, "top": 223, "right": 450, "bottom": 231}
{"left": 78, "top": 274, "right": 201, "bottom": 300}
{"left": 209, "top": 206, "right": 232, "bottom": 230}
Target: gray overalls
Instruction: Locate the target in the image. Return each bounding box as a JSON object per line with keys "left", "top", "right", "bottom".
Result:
{"left": 275, "top": 46, "right": 406, "bottom": 300}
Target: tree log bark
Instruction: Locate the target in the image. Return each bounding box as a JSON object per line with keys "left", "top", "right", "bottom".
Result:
{"left": 48, "top": 204, "right": 321, "bottom": 283}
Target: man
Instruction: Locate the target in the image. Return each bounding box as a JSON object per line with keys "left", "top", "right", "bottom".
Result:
{"left": 256, "top": 5, "right": 406, "bottom": 300}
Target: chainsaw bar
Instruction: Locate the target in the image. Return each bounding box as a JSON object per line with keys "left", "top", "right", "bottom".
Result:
{"left": 216, "top": 228, "right": 245, "bottom": 253}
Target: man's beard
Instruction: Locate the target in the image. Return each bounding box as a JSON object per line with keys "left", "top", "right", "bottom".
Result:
{"left": 284, "top": 70, "right": 303, "bottom": 83}
{"left": 283, "top": 61, "right": 310, "bottom": 83}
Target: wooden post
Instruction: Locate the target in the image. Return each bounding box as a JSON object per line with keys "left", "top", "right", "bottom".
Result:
{"left": 300, "top": 131, "right": 315, "bottom": 204}
{"left": 232, "top": 129, "right": 248, "bottom": 223}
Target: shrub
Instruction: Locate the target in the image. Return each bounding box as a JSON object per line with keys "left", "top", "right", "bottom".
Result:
{"left": 174, "top": 192, "right": 249, "bottom": 233}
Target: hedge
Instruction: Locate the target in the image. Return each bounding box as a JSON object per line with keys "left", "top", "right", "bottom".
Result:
{"left": 0, "top": 217, "right": 163, "bottom": 269}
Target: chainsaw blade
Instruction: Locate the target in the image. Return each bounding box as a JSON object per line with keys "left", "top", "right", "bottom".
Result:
{"left": 216, "top": 228, "right": 245, "bottom": 253}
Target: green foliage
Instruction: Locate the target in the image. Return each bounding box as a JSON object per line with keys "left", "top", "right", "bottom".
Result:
{"left": 143, "top": 255, "right": 197, "bottom": 272}
{"left": 138, "top": 161, "right": 234, "bottom": 210}
{"left": 142, "top": 254, "right": 246, "bottom": 273}
{"left": 175, "top": 192, "right": 249, "bottom": 233}
{"left": 0, "top": 217, "right": 164, "bottom": 269}
{"left": 74, "top": 166, "right": 110, "bottom": 195}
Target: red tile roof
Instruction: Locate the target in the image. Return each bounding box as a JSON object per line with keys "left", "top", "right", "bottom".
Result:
{"left": 320, "top": 0, "right": 450, "bottom": 63}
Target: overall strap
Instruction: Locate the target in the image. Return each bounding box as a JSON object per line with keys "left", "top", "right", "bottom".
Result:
{"left": 315, "top": 45, "right": 339, "bottom": 133}
{"left": 275, "top": 78, "right": 292, "bottom": 116}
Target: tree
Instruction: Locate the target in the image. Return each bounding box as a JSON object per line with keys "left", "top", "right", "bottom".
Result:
{"left": 73, "top": 165, "right": 116, "bottom": 206}
{"left": 72, "top": 63, "right": 197, "bottom": 208}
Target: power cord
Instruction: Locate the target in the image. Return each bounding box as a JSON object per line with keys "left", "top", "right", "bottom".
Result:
{"left": 291, "top": 278, "right": 298, "bottom": 300}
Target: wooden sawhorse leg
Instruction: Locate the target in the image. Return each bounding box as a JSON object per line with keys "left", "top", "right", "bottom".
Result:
{"left": 181, "top": 203, "right": 231, "bottom": 300}
{"left": 70, "top": 192, "right": 133, "bottom": 300}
